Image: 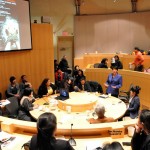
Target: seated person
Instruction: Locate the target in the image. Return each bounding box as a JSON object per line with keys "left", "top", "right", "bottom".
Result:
{"left": 38, "top": 78, "right": 57, "bottom": 98}
{"left": 103, "top": 142, "right": 124, "bottom": 150}
{"left": 20, "top": 82, "right": 38, "bottom": 99}
{"left": 131, "top": 109, "right": 150, "bottom": 150}
{"left": 98, "top": 58, "right": 108, "bottom": 68}
{"left": 7, "top": 76, "right": 20, "bottom": 98}
{"left": 18, "top": 88, "right": 38, "bottom": 121}
{"left": 55, "top": 68, "right": 64, "bottom": 89}
{"left": 30, "top": 112, "right": 74, "bottom": 150}
{"left": 75, "top": 78, "right": 91, "bottom": 92}
{"left": 74, "top": 69, "right": 85, "bottom": 86}
{"left": 123, "top": 86, "right": 141, "bottom": 119}
{"left": 19, "top": 75, "right": 28, "bottom": 92}
{"left": 111, "top": 55, "right": 123, "bottom": 69}
{"left": 60, "top": 77, "right": 74, "bottom": 92}
{"left": 72, "top": 65, "right": 80, "bottom": 78}
{"left": 87, "top": 103, "right": 115, "bottom": 124}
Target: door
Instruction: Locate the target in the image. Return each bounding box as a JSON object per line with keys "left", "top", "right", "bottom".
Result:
{"left": 57, "top": 36, "right": 74, "bottom": 69}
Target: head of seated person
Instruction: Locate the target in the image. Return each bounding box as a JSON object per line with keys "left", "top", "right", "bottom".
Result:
{"left": 21, "top": 75, "right": 27, "bottom": 83}
{"left": 88, "top": 103, "right": 115, "bottom": 124}
{"left": 98, "top": 58, "right": 108, "bottom": 68}
{"left": 30, "top": 112, "right": 73, "bottom": 150}
{"left": 102, "top": 141, "right": 124, "bottom": 150}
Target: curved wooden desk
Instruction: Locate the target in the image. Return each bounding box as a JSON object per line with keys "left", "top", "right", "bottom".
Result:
{"left": 29, "top": 92, "right": 127, "bottom": 136}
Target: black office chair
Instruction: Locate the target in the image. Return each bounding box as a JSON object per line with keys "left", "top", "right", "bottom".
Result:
{"left": 5, "top": 96, "right": 19, "bottom": 118}
{"left": 118, "top": 84, "right": 134, "bottom": 103}
{"left": 88, "top": 81, "right": 103, "bottom": 93}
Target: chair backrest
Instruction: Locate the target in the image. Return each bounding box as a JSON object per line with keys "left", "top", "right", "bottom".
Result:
{"left": 5, "top": 96, "right": 19, "bottom": 118}
{"left": 88, "top": 81, "right": 103, "bottom": 93}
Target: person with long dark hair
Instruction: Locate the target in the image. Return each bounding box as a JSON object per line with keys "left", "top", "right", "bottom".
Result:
{"left": 131, "top": 109, "right": 150, "bottom": 150}
{"left": 103, "top": 142, "right": 124, "bottom": 150}
{"left": 30, "top": 112, "right": 74, "bottom": 150}
{"left": 98, "top": 58, "right": 108, "bottom": 68}
{"left": 38, "top": 78, "right": 57, "bottom": 98}
{"left": 124, "top": 86, "right": 141, "bottom": 119}
{"left": 18, "top": 88, "right": 38, "bottom": 121}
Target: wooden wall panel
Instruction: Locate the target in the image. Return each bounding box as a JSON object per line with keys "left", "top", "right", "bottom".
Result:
{"left": 0, "top": 24, "right": 54, "bottom": 98}
{"left": 74, "top": 53, "right": 150, "bottom": 70}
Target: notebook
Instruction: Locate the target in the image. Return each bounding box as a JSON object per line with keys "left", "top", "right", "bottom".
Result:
{"left": 55, "top": 89, "right": 69, "bottom": 100}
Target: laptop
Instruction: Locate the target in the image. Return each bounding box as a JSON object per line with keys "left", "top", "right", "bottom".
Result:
{"left": 55, "top": 89, "right": 69, "bottom": 100}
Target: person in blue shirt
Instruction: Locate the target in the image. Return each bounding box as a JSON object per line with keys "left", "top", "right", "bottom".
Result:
{"left": 104, "top": 66, "right": 122, "bottom": 97}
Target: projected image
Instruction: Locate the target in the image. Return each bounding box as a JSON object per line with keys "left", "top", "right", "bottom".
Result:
{"left": 1, "top": 16, "right": 20, "bottom": 50}
{"left": 0, "top": 0, "right": 32, "bottom": 52}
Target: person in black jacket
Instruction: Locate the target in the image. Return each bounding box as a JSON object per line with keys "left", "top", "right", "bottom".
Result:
{"left": 30, "top": 112, "right": 74, "bottom": 150}
{"left": 38, "top": 78, "right": 57, "bottom": 98}
{"left": 111, "top": 55, "right": 123, "bottom": 69}
{"left": 98, "top": 58, "right": 108, "bottom": 68}
{"left": 75, "top": 78, "right": 92, "bottom": 92}
{"left": 131, "top": 109, "right": 150, "bottom": 150}
{"left": 58, "top": 55, "right": 71, "bottom": 73}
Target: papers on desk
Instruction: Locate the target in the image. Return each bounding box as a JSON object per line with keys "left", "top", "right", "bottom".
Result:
{"left": 0, "top": 131, "right": 23, "bottom": 150}
{"left": 99, "top": 94, "right": 109, "bottom": 99}
{"left": 85, "top": 141, "right": 103, "bottom": 150}
{"left": 0, "top": 100, "right": 10, "bottom": 106}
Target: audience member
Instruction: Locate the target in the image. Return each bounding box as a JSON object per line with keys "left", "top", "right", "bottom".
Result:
{"left": 98, "top": 58, "right": 108, "bottom": 68}
{"left": 29, "top": 112, "right": 74, "bottom": 150}
{"left": 18, "top": 88, "right": 38, "bottom": 121}
{"left": 104, "top": 66, "right": 122, "bottom": 97}
{"left": 0, "top": 100, "right": 6, "bottom": 116}
{"left": 54, "top": 59, "right": 59, "bottom": 72}
{"left": 124, "top": 86, "right": 141, "bottom": 119}
{"left": 88, "top": 103, "right": 115, "bottom": 124}
{"left": 131, "top": 47, "right": 144, "bottom": 72}
{"left": 74, "top": 69, "right": 85, "bottom": 86}
{"left": 55, "top": 68, "right": 64, "bottom": 89}
{"left": 111, "top": 55, "right": 123, "bottom": 69}
{"left": 131, "top": 109, "right": 150, "bottom": 150}
{"left": 60, "top": 77, "right": 74, "bottom": 92}
{"left": 58, "top": 55, "right": 71, "bottom": 74}
{"left": 38, "top": 78, "right": 57, "bottom": 98}
{"left": 72, "top": 65, "right": 80, "bottom": 78}
{"left": 102, "top": 142, "right": 124, "bottom": 150}
{"left": 19, "top": 75, "right": 28, "bottom": 92}
{"left": 75, "top": 78, "right": 91, "bottom": 92}
{"left": 7, "top": 76, "right": 20, "bottom": 98}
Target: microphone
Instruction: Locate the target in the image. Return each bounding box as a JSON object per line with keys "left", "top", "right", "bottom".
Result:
{"left": 68, "top": 123, "right": 76, "bottom": 146}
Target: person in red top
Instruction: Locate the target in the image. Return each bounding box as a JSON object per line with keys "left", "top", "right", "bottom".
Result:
{"left": 132, "top": 47, "right": 144, "bottom": 72}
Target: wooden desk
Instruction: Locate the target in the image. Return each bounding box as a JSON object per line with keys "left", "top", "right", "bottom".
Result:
{"left": 29, "top": 92, "right": 127, "bottom": 136}
{"left": 0, "top": 132, "right": 132, "bottom": 150}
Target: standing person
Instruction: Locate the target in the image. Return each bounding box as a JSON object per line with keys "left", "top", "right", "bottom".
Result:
{"left": 30, "top": 112, "right": 74, "bottom": 150}
{"left": 59, "top": 55, "right": 71, "bottom": 74}
{"left": 7, "top": 76, "right": 20, "bottom": 98}
{"left": 55, "top": 68, "right": 64, "bottom": 89}
{"left": 111, "top": 55, "right": 123, "bottom": 69}
{"left": 54, "top": 59, "right": 59, "bottom": 73}
{"left": 18, "top": 88, "right": 38, "bottom": 122}
{"left": 131, "top": 47, "right": 144, "bottom": 72}
{"left": 38, "top": 78, "right": 57, "bottom": 98}
{"left": 98, "top": 58, "right": 108, "bottom": 68}
{"left": 104, "top": 66, "right": 122, "bottom": 97}
{"left": 124, "top": 86, "right": 141, "bottom": 119}
{"left": 131, "top": 109, "right": 150, "bottom": 150}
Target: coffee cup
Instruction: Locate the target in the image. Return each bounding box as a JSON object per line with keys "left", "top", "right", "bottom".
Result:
{"left": 128, "top": 126, "right": 135, "bottom": 137}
